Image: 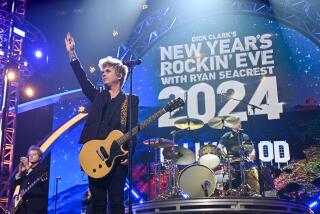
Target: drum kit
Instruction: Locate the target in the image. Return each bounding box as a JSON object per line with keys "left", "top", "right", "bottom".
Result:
{"left": 143, "top": 115, "right": 260, "bottom": 200}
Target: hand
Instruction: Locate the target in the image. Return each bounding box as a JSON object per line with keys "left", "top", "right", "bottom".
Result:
{"left": 19, "top": 156, "right": 29, "bottom": 172}
{"left": 20, "top": 157, "right": 29, "bottom": 166}
{"left": 64, "top": 32, "right": 75, "bottom": 53}
{"left": 249, "top": 149, "right": 256, "bottom": 161}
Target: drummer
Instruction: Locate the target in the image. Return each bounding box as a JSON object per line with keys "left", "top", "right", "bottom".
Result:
{"left": 219, "top": 117, "right": 259, "bottom": 195}
{"left": 219, "top": 117, "right": 255, "bottom": 160}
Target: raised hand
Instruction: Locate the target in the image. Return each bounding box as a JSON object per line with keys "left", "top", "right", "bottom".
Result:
{"left": 65, "top": 32, "right": 75, "bottom": 53}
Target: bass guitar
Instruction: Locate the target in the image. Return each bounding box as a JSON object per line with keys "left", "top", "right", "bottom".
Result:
{"left": 11, "top": 172, "right": 48, "bottom": 214}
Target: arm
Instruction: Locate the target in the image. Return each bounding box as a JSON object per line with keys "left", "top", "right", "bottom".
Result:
{"left": 249, "top": 148, "right": 256, "bottom": 161}
{"left": 14, "top": 157, "right": 29, "bottom": 185}
{"left": 70, "top": 59, "right": 98, "bottom": 102}
{"left": 65, "top": 32, "right": 98, "bottom": 102}
{"left": 14, "top": 171, "right": 26, "bottom": 185}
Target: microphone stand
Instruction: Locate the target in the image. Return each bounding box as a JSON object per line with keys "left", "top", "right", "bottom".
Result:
{"left": 127, "top": 63, "right": 138, "bottom": 214}
{"left": 221, "top": 93, "right": 267, "bottom": 196}
{"left": 54, "top": 177, "right": 61, "bottom": 214}
{"left": 220, "top": 93, "right": 263, "bottom": 112}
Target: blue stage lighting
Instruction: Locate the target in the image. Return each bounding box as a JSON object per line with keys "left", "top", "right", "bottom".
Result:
{"left": 124, "top": 181, "right": 143, "bottom": 201}
{"left": 13, "top": 27, "right": 25, "bottom": 37}
{"left": 35, "top": 50, "right": 43, "bottom": 58}
{"left": 132, "top": 190, "right": 139, "bottom": 199}
{"left": 310, "top": 201, "right": 318, "bottom": 208}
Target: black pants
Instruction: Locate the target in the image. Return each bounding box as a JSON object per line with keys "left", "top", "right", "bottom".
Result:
{"left": 88, "top": 164, "right": 128, "bottom": 214}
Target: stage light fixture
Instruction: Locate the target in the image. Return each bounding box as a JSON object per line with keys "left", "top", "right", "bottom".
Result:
{"left": 78, "top": 105, "right": 86, "bottom": 113}
{"left": 13, "top": 27, "right": 25, "bottom": 37}
{"left": 310, "top": 201, "right": 318, "bottom": 208}
{"left": 89, "top": 66, "right": 96, "bottom": 73}
{"left": 25, "top": 87, "right": 35, "bottom": 97}
{"left": 35, "top": 50, "right": 43, "bottom": 58}
{"left": 7, "top": 70, "right": 16, "bottom": 81}
{"left": 142, "top": 4, "right": 148, "bottom": 10}
{"left": 112, "top": 29, "right": 119, "bottom": 37}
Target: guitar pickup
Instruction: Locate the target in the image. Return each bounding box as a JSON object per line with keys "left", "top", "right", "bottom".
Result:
{"left": 96, "top": 147, "right": 109, "bottom": 161}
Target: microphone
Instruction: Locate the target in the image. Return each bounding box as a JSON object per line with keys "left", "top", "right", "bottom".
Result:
{"left": 56, "top": 176, "right": 62, "bottom": 180}
{"left": 220, "top": 91, "right": 224, "bottom": 103}
{"left": 170, "top": 130, "right": 177, "bottom": 135}
{"left": 201, "top": 180, "right": 211, "bottom": 197}
{"left": 122, "top": 59, "right": 142, "bottom": 67}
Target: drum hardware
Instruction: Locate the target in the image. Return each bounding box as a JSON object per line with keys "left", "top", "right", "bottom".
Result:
{"left": 221, "top": 92, "right": 265, "bottom": 196}
{"left": 201, "top": 181, "right": 210, "bottom": 197}
{"left": 156, "top": 129, "right": 196, "bottom": 199}
{"left": 143, "top": 138, "right": 174, "bottom": 149}
{"left": 144, "top": 113, "right": 266, "bottom": 199}
{"left": 174, "top": 117, "right": 204, "bottom": 130}
{"left": 213, "top": 164, "right": 230, "bottom": 184}
{"left": 143, "top": 138, "right": 175, "bottom": 199}
{"left": 225, "top": 154, "right": 237, "bottom": 195}
{"left": 230, "top": 142, "right": 254, "bottom": 153}
{"left": 213, "top": 117, "right": 258, "bottom": 196}
{"left": 207, "top": 115, "right": 240, "bottom": 129}
{"left": 234, "top": 130, "right": 250, "bottom": 196}
{"left": 162, "top": 146, "right": 195, "bottom": 166}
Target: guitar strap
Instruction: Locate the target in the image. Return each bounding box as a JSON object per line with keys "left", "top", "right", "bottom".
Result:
{"left": 120, "top": 95, "right": 128, "bottom": 132}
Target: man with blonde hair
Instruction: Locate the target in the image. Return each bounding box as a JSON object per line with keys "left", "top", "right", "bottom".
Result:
{"left": 65, "top": 32, "right": 139, "bottom": 214}
{"left": 98, "top": 56, "right": 128, "bottom": 88}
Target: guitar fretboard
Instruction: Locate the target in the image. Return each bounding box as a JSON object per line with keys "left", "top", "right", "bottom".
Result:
{"left": 116, "top": 108, "right": 166, "bottom": 145}
{"left": 20, "top": 172, "right": 47, "bottom": 197}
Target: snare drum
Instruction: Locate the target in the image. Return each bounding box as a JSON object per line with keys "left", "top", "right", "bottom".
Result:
{"left": 199, "top": 144, "right": 221, "bottom": 169}
{"left": 178, "top": 164, "right": 217, "bottom": 198}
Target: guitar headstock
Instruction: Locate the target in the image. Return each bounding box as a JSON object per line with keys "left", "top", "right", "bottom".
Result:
{"left": 164, "top": 97, "right": 185, "bottom": 112}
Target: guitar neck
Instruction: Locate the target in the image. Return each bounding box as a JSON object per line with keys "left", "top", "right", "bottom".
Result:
{"left": 117, "top": 108, "right": 166, "bottom": 145}
{"left": 19, "top": 172, "right": 47, "bottom": 197}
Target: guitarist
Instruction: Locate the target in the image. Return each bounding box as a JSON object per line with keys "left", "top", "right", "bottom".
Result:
{"left": 13, "top": 145, "right": 48, "bottom": 214}
{"left": 65, "top": 32, "right": 139, "bottom": 214}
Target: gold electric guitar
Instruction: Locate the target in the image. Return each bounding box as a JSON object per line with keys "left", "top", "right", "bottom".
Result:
{"left": 79, "top": 97, "right": 185, "bottom": 178}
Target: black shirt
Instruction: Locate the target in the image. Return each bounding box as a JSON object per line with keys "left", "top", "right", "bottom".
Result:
{"left": 96, "top": 91, "right": 125, "bottom": 139}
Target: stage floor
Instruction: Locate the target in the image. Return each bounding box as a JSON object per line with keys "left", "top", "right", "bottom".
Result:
{"left": 130, "top": 197, "right": 310, "bottom": 214}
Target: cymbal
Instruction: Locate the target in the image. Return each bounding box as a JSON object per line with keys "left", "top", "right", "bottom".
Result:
{"left": 230, "top": 142, "right": 254, "bottom": 153}
{"left": 162, "top": 146, "right": 195, "bottom": 165}
{"left": 174, "top": 118, "right": 204, "bottom": 130}
{"left": 207, "top": 115, "right": 240, "bottom": 129}
{"left": 143, "top": 138, "right": 174, "bottom": 148}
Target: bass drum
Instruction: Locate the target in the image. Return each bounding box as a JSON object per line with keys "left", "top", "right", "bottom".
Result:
{"left": 178, "top": 164, "right": 216, "bottom": 198}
